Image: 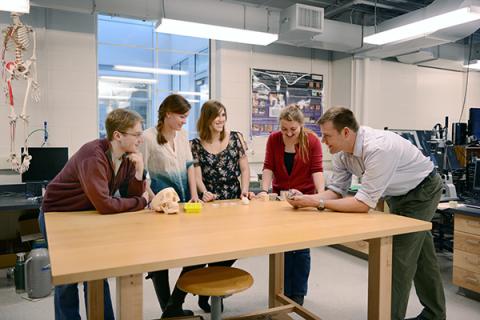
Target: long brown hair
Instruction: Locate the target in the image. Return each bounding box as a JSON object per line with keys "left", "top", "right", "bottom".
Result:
{"left": 279, "top": 104, "right": 316, "bottom": 162}
{"left": 197, "top": 100, "right": 227, "bottom": 142}
{"left": 156, "top": 94, "right": 191, "bottom": 144}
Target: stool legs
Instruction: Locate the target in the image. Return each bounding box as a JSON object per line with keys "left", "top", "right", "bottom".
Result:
{"left": 211, "top": 296, "right": 222, "bottom": 320}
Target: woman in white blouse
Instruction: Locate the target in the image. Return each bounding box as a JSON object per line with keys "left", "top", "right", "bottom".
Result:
{"left": 141, "top": 94, "right": 201, "bottom": 318}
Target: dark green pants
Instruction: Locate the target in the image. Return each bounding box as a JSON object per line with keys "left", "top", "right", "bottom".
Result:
{"left": 386, "top": 172, "right": 446, "bottom": 320}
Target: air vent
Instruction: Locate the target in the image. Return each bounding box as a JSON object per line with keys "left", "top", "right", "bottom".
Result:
{"left": 279, "top": 4, "right": 324, "bottom": 44}
{"left": 298, "top": 6, "right": 322, "bottom": 30}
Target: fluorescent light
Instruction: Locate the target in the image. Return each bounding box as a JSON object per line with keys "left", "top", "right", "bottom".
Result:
{"left": 99, "top": 95, "right": 131, "bottom": 100}
{"left": 174, "top": 91, "right": 207, "bottom": 96}
{"left": 114, "top": 65, "right": 188, "bottom": 76}
{"left": 187, "top": 99, "right": 200, "bottom": 103}
{"left": 100, "top": 76, "right": 157, "bottom": 84}
{"left": 364, "top": 7, "right": 480, "bottom": 45}
{"left": 156, "top": 18, "right": 278, "bottom": 46}
{"left": 464, "top": 60, "right": 480, "bottom": 70}
{"left": 114, "top": 88, "right": 142, "bottom": 92}
{"left": 0, "top": 0, "right": 29, "bottom": 13}
{"left": 99, "top": 95, "right": 149, "bottom": 101}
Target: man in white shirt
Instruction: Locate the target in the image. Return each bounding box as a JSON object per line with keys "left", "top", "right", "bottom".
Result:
{"left": 288, "top": 107, "right": 446, "bottom": 320}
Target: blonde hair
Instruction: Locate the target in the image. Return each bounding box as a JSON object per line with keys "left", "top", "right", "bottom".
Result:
{"left": 197, "top": 100, "right": 226, "bottom": 142}
{"left": 105, "top": 108, "right": 143, "bottom": 141}
{"left": 279, "top": 104, "right": 316, "bottom": 162}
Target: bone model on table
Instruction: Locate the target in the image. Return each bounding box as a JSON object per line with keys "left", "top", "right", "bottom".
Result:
{"left": 2, "top": 12, "right": 40, "bottom": 173}
{"left": 150, "top": 187, "right": 180, "bottom": 214}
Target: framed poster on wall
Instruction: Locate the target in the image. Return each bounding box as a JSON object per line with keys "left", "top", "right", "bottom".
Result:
{"left": 251, "top": 68, "right": 324, "bottom": 137}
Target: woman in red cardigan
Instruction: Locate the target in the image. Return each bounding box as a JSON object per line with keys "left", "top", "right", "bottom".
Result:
{"left": 258, "top": 104, "right": 324, "bottom": 305}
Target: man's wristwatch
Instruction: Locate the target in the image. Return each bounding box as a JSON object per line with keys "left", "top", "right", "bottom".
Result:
{"left": 317, "top": 199, "right": 325, "bottom": 211}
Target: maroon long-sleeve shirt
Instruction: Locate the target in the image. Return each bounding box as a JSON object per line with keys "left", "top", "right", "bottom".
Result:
{"left": 263, "top": 131, "right": 323, "bottom": 195}
{"left": 42, "top": 139, "right": 147, "bottom": 214}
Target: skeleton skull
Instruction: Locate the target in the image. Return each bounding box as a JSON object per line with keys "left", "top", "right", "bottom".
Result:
{"left": 151, "top": 187, "right": 180, "bottom": 214}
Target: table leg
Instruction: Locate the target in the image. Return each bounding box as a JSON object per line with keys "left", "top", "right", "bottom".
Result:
{"left": 269, "top": 253, "right": 284, "bottom": 308}
{"left": 368, "top": 236, "right": 393, "bottom": 320}
{"left": 87, "top": 279, "right": 104, "bottom": 320}
{"left": 116, "top": 274, "right": 143, "bottom": 320}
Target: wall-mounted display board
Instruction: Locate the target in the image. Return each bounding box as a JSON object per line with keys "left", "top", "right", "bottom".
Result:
{"left": 250, "top": 68, "right": 324, "bottom": 137}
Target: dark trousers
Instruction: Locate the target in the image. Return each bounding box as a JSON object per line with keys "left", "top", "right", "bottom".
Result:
{"left": 284, "top": 249, "right": 311, "bottom": 297}
{"left": 148, "top": 264, "right": 205, "bottom": 313}
{"left": 386, "top": 172, "right": 446, "bottom": 320}
{"left": 38, "top": 211, "right": 115, "bottom": 320}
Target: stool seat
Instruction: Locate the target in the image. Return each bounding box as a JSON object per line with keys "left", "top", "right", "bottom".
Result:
{"left": 177, "top": 266, "right": 253, "bottom": 297}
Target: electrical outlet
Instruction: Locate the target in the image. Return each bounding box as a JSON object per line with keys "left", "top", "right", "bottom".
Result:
{"left": 0, "top": 155, "right": 11, "bottom": 170}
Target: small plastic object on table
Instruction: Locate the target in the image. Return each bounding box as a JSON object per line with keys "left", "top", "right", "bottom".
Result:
{"left": 184, "top": 202, "right": 202, "bottom": 213}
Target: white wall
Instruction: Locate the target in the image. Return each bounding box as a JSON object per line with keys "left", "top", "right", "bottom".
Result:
{"left": 349, "top": 58, "right": 480, "bottom": 132}
{"left": 0, "top": 8, "right": 96, "bottom": 184}
{"left": 213, "top": 41, "right": 331, "bottom": 175}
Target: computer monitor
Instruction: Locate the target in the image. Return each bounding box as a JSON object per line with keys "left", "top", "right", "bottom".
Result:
{"left": 474, "top": 158, "right": 480, "bottom": 192}
{"left": 468, "top": 108, "right": 480, "bottom": 141}
{"left": 391, "top": 129, "right": 461, "bottom": 171}
{"left": 390, "top": 130, "right": 424, "bottom": 152}
{"left": 21, "top": 147, "right": 68, "bottom": 182}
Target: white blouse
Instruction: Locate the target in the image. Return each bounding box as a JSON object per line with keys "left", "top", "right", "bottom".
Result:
{"left": 141, "top": 127, "right": 194, "bottom": 202}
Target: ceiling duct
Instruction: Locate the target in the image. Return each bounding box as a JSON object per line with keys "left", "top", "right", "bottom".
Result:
{"left": 278, "top": 3, "right": 324, "bottom": 45}
{"left": 277, "top": 0, "right": 480, "bottom": 57}
{"left": 395, "top": 43, "right": 467, "bottom": 71}
{"left": 358, "top": 0, "right": 480, "bottom": 59}
{"left": 396, "top": 49, "right": 439, "bottom": 65}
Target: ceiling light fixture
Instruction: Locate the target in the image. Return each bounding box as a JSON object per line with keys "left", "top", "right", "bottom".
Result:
{"left": 113, "top": 65, "right": 188, "bottom": 76}
{"left": 98, "top": 95, "right": 131, "bottom": 100}
{"left": 99, "top": 76, "right": 157, "bottom": 84}
{"left": 174, "top": 91, "right": 207, "bottom": 96}
{"left": 464, "top": 60, "right": 480, "bottom": 70}
{"left": 0, "top": 0, "right": 30, "bottom": 13}
{"left": 364, "top": 6, "right": 480, "bottom": 45}
{"left": 155, "top": 18, "right": 278, "bottom": 46}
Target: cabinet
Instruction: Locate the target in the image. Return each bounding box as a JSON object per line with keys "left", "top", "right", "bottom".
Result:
{"left": 453, "top": 213, "right": 480, "bottom": 293}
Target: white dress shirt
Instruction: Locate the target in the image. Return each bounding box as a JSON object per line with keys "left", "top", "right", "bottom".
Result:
{"left": 327, "top": 126, "right": 434, "bottom": 208}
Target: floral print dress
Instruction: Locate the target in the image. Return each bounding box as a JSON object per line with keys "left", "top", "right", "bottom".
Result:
{"left": 191, "top": 131, "right": 246, "bottom": 200}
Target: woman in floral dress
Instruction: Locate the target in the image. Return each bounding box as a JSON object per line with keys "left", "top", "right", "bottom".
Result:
{"left": 190, "top": 99, "right": 253, "bottom": 312}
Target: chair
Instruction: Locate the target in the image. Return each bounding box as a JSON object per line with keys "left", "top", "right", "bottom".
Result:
{"left": 177, "top": 266, "right": 254, "bottom": 320}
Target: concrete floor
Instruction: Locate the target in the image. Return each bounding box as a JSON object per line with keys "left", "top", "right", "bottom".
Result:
{"left": 1, "top": 247, "right": 479, "bottom": 320}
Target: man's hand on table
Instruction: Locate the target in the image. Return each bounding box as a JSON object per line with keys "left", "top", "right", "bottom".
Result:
{"left": 286, "top": 190, "right": 322, "bottom": 209}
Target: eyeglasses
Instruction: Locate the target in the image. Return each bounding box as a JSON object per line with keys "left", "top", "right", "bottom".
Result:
{"left": 119, "top": 131, "right": 143, "bottom": 138}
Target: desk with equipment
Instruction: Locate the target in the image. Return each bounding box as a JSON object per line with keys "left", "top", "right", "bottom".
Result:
{"left": 0, "top": 147, "right": 67, "bottom": 268}
{"left": 45, "top": 200, "right": 431, "bottom": 320}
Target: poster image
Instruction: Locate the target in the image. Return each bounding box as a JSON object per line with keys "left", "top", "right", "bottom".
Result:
{"left": 251, "top": 68, "right": 324, "bottom": 137}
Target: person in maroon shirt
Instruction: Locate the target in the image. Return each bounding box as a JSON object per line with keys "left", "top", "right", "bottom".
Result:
{"left": 258, "top": 104, "right": 324, "bottom": 305}
{"left": 39, "top": 108, "right": 148, "bottom": 320}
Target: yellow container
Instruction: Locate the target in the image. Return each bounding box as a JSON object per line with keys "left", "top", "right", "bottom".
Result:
{"left": 184, "top": 202, "right": 202, "bottom": 213}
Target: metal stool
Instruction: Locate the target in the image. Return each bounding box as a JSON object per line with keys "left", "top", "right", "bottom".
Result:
{"left": 177, "top": 266, "right": 254, "bottom": 320}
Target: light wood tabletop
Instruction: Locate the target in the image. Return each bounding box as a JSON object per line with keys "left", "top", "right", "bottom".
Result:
{"left": 45, "top": 199, "right": 431, "bottom": 320}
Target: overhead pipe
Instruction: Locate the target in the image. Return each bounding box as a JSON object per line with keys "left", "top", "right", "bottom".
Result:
{"left": 325, "top": 0, "right": 409, "bottom": 19}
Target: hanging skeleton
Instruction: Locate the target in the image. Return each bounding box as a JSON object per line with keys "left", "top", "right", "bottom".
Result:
{"left": 1, "top": 12, "right": 40, "bottom": 173}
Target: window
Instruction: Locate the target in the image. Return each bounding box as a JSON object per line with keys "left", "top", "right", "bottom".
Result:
{"left": 97, "top": 15, "right": 209, "bottom": 138}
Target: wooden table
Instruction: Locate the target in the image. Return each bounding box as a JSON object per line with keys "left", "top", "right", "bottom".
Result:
{"left": 45, "top": 200, "right": 431, "bottom": 320}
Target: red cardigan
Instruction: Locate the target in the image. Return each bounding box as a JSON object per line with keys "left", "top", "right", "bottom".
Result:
{"left": 263, "top": 131, "right": 323, "bottom": 195}
{"left": 42, "top": 139, "right": 147, "bottom": 214}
